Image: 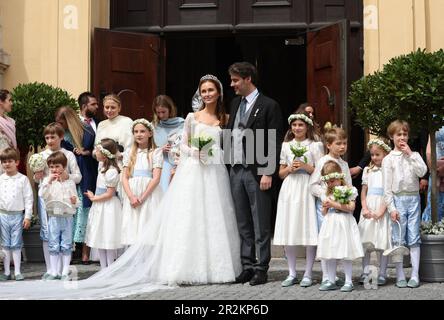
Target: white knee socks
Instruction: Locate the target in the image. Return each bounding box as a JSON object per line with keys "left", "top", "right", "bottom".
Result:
{"left": 343, "top": 260, "right": 353, "bottom": 285}
{"left": 378, "top": 252, "right": 388, "bottom": 277}
{"left": 395, "top": 261, "right": 406, "bottom": 281}
{"left": 303, "top": 246, "right": 316, "bottom": 279}
{"left": 42, "top": 241, "right": 51, "bottom": 273}
{"left": 12, "top": 250, "right": 21, "bottom": 276}
{"left": 58, "top": 253, "right": 63, "bottom": 276}
{"left": 284, "top": 246, "right": 297, "bottom": 278}
{"left": 98, "top": 249, "right": 117, "bottom": 269}
{"left": 98, "top": 249, "right": 107, "bottom": 269}
{"left": 327, "top": 259, "right": 337, "bottom": 283}
{"left": 106, "top": 250, "right": 117, "bottom": 267}
{"left": 3, "top": 249, "right": 11, "bottom": 276}
{"left": 321, "top": 259, "right": 329, "bottom": 282}
{"left": 62, "top": 255, "right": 71, "bottom": 276}
{"left": 410, "top": 246, "right": 420, "bottom": 281}
{"left": 49, "top": 255, "right": 60, "bottom": 277}
{"left": 362, "top": 251, "right": 371, "bottom": 274}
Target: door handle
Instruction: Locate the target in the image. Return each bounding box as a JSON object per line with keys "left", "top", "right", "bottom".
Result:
{"left": 322, "top": 86, "right": 335, "bottom": 107}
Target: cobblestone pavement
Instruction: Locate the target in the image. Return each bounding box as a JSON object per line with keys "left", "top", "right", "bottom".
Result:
{"left": 9, "top": 257, "right": 444, "bottom": 300}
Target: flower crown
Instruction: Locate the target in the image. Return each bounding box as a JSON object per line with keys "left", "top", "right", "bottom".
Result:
{"left": 367, "top": 139, "right": 391, "bottom": 153}
{"left": 133, "top": 118, "right": 155, "bottom": 132}
{"left": 288, "top": 114, "right": 313, "bottom": 126}
{"left": 96, "top": 144, "right": 116, "bottom": 160}
{"left": 321, "top": 172, "right": 345, "bottom": 182}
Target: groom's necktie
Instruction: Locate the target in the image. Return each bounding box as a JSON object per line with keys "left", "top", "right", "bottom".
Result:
{"left": 239, "top": 97, "right": 247, "bottom": 121}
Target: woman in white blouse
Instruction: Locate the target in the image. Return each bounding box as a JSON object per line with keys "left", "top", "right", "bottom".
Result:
{"left": 94, "top": 94, "right": 134, "bottom": 153}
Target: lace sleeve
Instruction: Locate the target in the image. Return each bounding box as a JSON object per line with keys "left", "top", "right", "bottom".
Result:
{"left": 179, "top": 113, "right": 197, "bottom": 158}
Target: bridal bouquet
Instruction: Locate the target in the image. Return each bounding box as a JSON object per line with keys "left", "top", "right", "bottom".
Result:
{"left": 28, "top": 153, "right": 46, "bottom": 172}
{"left": 289, "top": 142, "right": 308, "bottom": 163}
{"left": 332, "top": 186, "right": 354, "bottom": 204}
{"left": 190, "top": 134, "right": 215, "bottom": 157}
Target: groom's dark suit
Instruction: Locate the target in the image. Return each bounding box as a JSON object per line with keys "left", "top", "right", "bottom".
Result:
{"left": 227, "top": 92, "right": 284, "bottom": 277}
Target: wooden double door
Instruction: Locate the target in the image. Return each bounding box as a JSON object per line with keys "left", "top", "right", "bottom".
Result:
{"left": 94, "top": 21, "right": 351, "bottom": 128}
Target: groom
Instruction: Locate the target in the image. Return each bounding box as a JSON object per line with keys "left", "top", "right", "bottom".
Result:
{"left": 226, "top": 62, "right": 284, "bottom": 285}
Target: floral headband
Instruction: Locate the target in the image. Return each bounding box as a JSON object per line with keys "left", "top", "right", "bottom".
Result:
{"left": 321, "top": 172, "right": 345, "bottom": 182}
{"left": 133, "top": 118, "right": 155, "bottom": 132}
{"left": 96, "top": 144, "right": 116, "bottom": 160}
{"left": 288, "top": 114, "right": 314, "bottom": 127}
{"left": 367, "top": 139, "right": 391, "bottom": 153}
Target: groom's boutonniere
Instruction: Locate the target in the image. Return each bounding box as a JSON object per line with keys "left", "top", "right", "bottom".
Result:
{"left": 254, "top": 108, "right": 260, "bottom": 117}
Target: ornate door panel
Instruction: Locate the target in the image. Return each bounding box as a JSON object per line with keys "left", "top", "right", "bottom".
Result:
{"left": 93, "top": 28, "right": 162, "bottom": 120}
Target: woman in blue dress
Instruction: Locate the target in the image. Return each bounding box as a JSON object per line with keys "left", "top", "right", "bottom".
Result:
{"left": 152, "top": 95, "right": 185, "bottom": 192}
{"left": 55, "top": 106, "right": 98, "bottom": 264}
{"left": 422, "top": 125, "right": 444, "bottom": 222}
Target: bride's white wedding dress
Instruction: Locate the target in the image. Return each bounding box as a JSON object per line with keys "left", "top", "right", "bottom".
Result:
{"left": 0, "top": 113, "right": 241, "bottom": 299}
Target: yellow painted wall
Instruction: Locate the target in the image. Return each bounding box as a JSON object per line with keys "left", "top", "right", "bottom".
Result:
{"left": 364, "top": 0, "right": 444, "bottom": 74}
{"left": 0, "top": 0, "right": 109, "bottom": 97}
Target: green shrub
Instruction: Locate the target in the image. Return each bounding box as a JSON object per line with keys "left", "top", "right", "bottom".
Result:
{"left": 9, "top": 82, "right": 78, "bottom": 150}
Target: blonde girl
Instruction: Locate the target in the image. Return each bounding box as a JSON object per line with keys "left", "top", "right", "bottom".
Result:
{"left": 121, "top": 119, "right": 163, "bottom": 245}
{"left": 358, "top": 138, "right": 392, "bottom": 286}
{"left": 317, "top": 161, "right": 363, "bottom": 292}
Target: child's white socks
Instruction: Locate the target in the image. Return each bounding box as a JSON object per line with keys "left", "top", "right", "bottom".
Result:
{"left": 284, "top": 246, "right": 297, "bottom": 278}
{"left": 62, "top": 255, "right": 72, "bottom": 276}
{"left": 362, "top": 251, "right": 371, "bottom": 274}
{"left": 49, "top": 255, "right": 60, "bottom": 277}
{"left": 321, "top": 259, "right": 329, "bottom": 282}
{"left": 410, "top": 246, "right": 420, "bottom": 281}
{"left": 12, "top": 250, "right": 21, "bottom": 276}
{"left": 42, "top": 241, "right": 51, "bottom": 273}
{"left": 395, "top": 261, "right": 406, "bottom": 281}
{"left": 378, "top": 252, "right": 388, "bottom": 278}
{"left": 106, "top": 249, "right": 117, "bottom": 267}
{"left": 327, "top": 259, "right": 337, "bottom": 283}
{"left": 3, "top": 249, "right": 11, "bottom": 276}
{"left": 343, "top": 260, "right": 353, "bottom": 285}
{"left": 303, "top": 246, "right": 316, "bottom": 279}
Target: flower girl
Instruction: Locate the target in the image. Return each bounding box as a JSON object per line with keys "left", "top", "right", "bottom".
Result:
{"left": 358, "top": 138, "right": 392, "bottom": 285}
{"left": 84, "top": 139, "right": 123, "bottom": 269}
{"left": 121, "top": 119, "right": 163, "bottom": 245}
{"left": 317, "top": 161, "right": 364, "bottom": 292}
{"left": 273, "top": 112, "right": 323, "bottom": 288}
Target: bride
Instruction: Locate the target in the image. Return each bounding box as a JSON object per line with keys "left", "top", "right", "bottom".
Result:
{"left": 0, "top": 75, "right": 241, "bottom": 299}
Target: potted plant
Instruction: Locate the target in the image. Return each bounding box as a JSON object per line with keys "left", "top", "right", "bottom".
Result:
{"left": 349, "top": 49, "right": 444, "bottom": 282}
{"left": 22, "top": 214, "right": 45, "bottom": 263}
{"left": 9, "top": 82, "right": 77, "bottom": 157}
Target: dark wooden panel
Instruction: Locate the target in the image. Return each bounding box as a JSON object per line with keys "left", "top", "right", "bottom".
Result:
{"left": 166, "top": 0, "right": 233, "bottom": 26}
{"left": 93, "top": 28, "right": 161, "bottom": 121}
{"left": 110, "top": 0, "right": 162, "bottom": 29}
{"left": 237, "top": 0, "right": 307, "bottom": 26}
{"left": 307, "top": 22, "right": 344, "bottom": 127}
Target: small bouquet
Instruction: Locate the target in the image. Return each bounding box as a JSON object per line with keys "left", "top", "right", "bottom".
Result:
{"left": 28, "top": 153, "right": 46, "bottom": 173}
{"left": 332, "top": 186, "right": 354, "bottom": 204}
{"left": 289, "top": 142, "right": 308, "bottom": 163}
{"left": 190, "top": 134, "right": 215, "bottom": 157}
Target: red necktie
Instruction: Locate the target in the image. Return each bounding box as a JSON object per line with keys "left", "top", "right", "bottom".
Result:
{"left": 84, "top": 118, "right": 92, "bottom": 125}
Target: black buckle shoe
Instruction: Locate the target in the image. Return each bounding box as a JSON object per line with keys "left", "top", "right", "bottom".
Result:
{"left": 249, "top": 270, "right": 268, "bottom": 286}
{"left": 235, "top": 269, "right": 255, "bottom": 284}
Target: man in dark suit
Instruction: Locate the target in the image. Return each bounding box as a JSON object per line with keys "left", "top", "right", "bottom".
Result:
{"left": 78, "top": 92, "right": 100, "bottom": 133}
{"left": 226, "top": 62, "right": 284, "bottom": 285}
